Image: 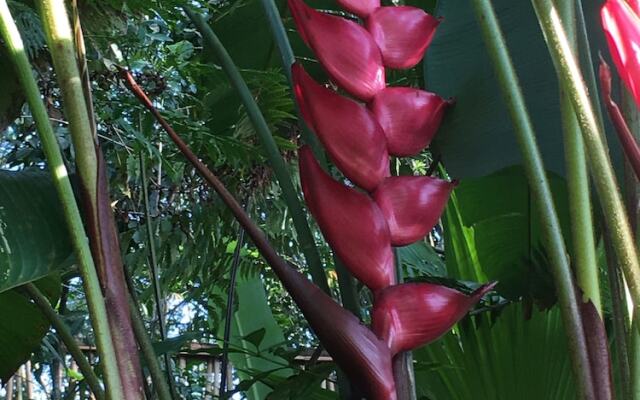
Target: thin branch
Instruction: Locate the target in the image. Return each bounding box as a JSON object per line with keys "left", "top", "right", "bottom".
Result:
{"left": 220, "top": 207, "right": 248, "bottom": 396}
{"left": 23, "top": 283, "right": 105, "bottom": 400}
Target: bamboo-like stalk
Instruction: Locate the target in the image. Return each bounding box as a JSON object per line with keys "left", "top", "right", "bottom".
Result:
{"left": 38, "top": 1, "right": 145, "bottom": 397}
{"left": 0, "top": 3, "right": 124, "bottom": 399}
{"left": 23, "top": 284, "right": 105, "bottom": 400}
{"left": 532, "top": 0, "right": 640, "bottom": 326}
{"left": 470, "top": 1, "right": 595, "bottom": 398}
{"left": 185, "top": 7, "right": 331, "bottom": 296}
{"left": 557, "top": 0, "right": 601, "bottom": 313}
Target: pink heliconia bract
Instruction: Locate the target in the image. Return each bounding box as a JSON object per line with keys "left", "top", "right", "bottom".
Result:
{"left": 298, "top": 146, "right": 396, "bottom": 292}
{"left": 293, "top": 64, "right": 389, "bottom": 191}
{"left": 336, "top": 0, "right": 380, "bottom": 18}
{"left": 371, "top": 282, "right": 497, "bottom": 355}
{"left": 601, "top": 0, "right": 640, "bottom": 108}
{"left": 369, "top": 87, "right": 450, "bottom": 156}
{"left": 274, "top": 257, "right": 397, "bottom": 400}
{"left": 373, "top": 176, "right": 457, "bottom": 246}
{"left": 288, "top": 0, "right": 385, "bottom": 100}
{"left": 366, "top": 6, "right": 440, "bottom": 69}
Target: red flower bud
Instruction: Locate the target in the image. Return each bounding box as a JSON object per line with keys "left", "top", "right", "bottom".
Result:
{"left": 299, "top": 146, "right": 395, "bottom": 292}
{"left": 274, "top": 258, "right": 396, "bottom": 400}
{"left": 369, "top": 87, "right": 450, "bottom": 156}
{"left": 601, "top": 0, "right": 640, "bottom": 107}
{"left": 293, "top": 64, "right": 390, "bottom": 191}
{"left": 371, "top": 282, "right": 496, "bottom": 355}
{"left": 373, "top": 176, "right": 456, "bottom": 246}
{"left": 288, "top": 0, "right": 385, "bottom": 100}
{"left": 366, "top": 6, "right": 440, "bottom": 69}
{"left": 336, "top": 0, "right": 380, "bottom": 18}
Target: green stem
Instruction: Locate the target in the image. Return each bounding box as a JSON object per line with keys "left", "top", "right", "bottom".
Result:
{"left": 556, "top": 0, "right": 601, "bottom": 313}
{"left": 37, "top": 0, "right": 97, "bottom": 202}
{"left": 257, "top": 0, "right": 325, "bottom": 162}
{"left": 186, "top": 7, "right": 331, "bottom": 295}
{"left": 139, "top": 154, "right": 175, "bottom": 392}
{"left": 532, "top": 0, "right": 640, "bottom": 325}
{"left": 127, "top": 296, "right": 173, "bottom": 400}
{"left": 23, "top": 283, "right": 105, "bottom": 400}
{"left": 0, "top": 3, "right": 124, "bottom": 399}
{"left": 470, "top": 1, "right": 594, "bottom": 398}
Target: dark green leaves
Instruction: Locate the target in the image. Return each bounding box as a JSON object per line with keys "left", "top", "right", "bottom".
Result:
{"left": 0, "top": 170, "right": 72, "bottom": 292}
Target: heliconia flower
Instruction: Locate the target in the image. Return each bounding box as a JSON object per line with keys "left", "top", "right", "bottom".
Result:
{"left": 366, "top": 6, "right": 440, "bottom": 69}
{"left": 274, "top": 254, "right": 396, "bottom": 400}
{"left": 299, "top": 146, "right": 395, "bottom": 292}
{"left": 336, "top": 0, "right": 380, "bottom": 18}
{"left": 288, "top": 0, "right": 385, "bottom": 100}
{"left": 369, "top": 87, "right": 450, "bottom": 156}
{"left": 373, "top": 176, "right": 457, "bottom": 246}
{"left": 371, "top": 282, "right": 497, "bottom": 355}
{"left": 293, "top": 64, "right": 389, "bottom": 191}
{"left": 601, "top": 0, "right": 640, "bottom": 107}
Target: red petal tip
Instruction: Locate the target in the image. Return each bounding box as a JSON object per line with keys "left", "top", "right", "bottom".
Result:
{"left": 292, "top": 64, "right": 389, "bottom": 191}
{"left": 373, "top": 176, "right": 455, "bottom": 246}
{"left": 372, "top": 281, "right": 494, "bottom": 354}
{"left": 288, "top": 0, "right": 385, "bottom": 100}
{"left": 370, "top": 87, "right": 449, "bottom": 156}
{"left": 366, "top": 6, "right": 440, "bottom": 69}
{"left": 298, "top": 147, "right": 395, "bottom": 291}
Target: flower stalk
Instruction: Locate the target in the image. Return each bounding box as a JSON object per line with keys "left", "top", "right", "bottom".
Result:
{"left": 470, "top": 0, "right": 595, "bottom": 398}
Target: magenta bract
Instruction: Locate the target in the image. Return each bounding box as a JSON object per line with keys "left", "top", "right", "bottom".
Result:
{"left": 373, "top": 176, "right": 457, "bottom": 246}
{"left": 369, "top": 87, "right": 450, "bottom": 156}
{"left": 299, "top": 147, "right": 395, "bottom": 292}
{"left": 336, "top": 0, "right": 380, "bottom": 18}
{"left": 366, "top": 6, "right": 440, "bottom": 69}
{"left": 371, "top": 282, "right": 496, "bottom": 355}
{"left": 288, "top": 0, "right": 385, "bottom": 100}
{"left": 601, "top": 0, "right": 640, "bottom": 108}
{"left": 292, "top": 64, "right": 389, "bottom": 191}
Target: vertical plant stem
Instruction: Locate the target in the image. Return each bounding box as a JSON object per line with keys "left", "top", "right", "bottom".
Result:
{"left": 39, "top": 1, "right": 145, "bottom": 397}
{"left": 557, "top": 0, "right": 601, "bottom": 313}
{"left": 604, "top": 223, "right": 633, "bottom": 399}
{"left": 532, "top": 0, "right": 640, "bottom": 326}
{"left": 23, "top": 283, "right": 105, "bottom": 400}
{"left": 139, "top": 154, "right": 175, "bottom": 392}
{"left": 126, "top": 296, "right": 174, "bottom": 400}
{"left": 186, "top": 7, "right": 331, "bottom": 296}
{"left": 220, "top": 210, "right": 247, "bottom": 397}
{"left": 0, "top": 3, "right": 124, "bottom": 399}
{"left": 470, "top": 1, "right": 595, "bottom": 398}
{"left": 258, "top": 0, "right": 325, "bottom": 162}
{"left": 392, "top": 248, "right": 416, "bottom": 400}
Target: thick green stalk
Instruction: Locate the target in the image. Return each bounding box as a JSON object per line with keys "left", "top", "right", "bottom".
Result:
{"left": 556, "top": 0, "right": 601, "bottom": 313}
{"left": 24, "top": 284, "right": 105, "bottom": 400}
{"left": 532, "top": 0, "right": 640, "bottom": 323}
{"left": 470, "top": 1, "right": 595, "bottom": 398}
{"left": 186, "top": 7, "right": 331, "bottom": 295}
{"left": 39, "top": 2, "right": 146, "bottom": 397}
{"left": 37, "top": 0, "right": 97, "bottom": 202}
{"left": 0, "top": 3, "right": 124, "bottom": 399}
{"left": 127, "top": 296, "right": 173, "bottom": 400}
{"left": 257, "top": 0, "right": 324, "bottom": 160}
